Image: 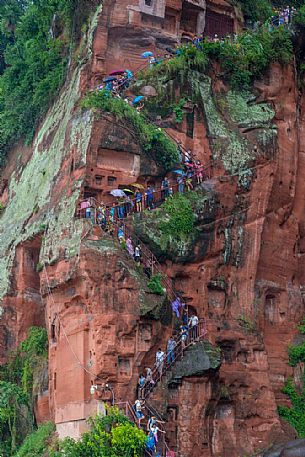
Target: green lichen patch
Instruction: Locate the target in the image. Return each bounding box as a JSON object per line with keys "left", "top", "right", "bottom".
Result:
{"left": 0, "top": 7, "right": 103, "bottom": 301}
{"left": 226, "top": 91, "right": 275, "bottom": 128}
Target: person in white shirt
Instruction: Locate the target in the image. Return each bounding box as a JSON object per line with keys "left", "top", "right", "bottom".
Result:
{"left": 134, "top": 399, "right": 145, "bottom": 425}
{"left": 189, "top": 314, "right": 199, "bottom": 341}
{"left": 155, "top": 348, "right": 165, "bottom": 378}
{"left": 145, "top": 366, "right": 154, "bottom": 385}
{"left": 150, "top": 423, "right": 166, "bottom": 443}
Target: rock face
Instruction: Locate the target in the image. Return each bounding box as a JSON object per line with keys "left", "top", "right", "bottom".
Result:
{"left": 0, "top": 1, "right": 305, "bottom": 456}
{"left": 264, "top": 439, "right": 305, "bottom": 457}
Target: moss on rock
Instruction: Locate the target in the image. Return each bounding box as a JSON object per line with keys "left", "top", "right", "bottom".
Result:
{"left": 0, "top": 7, "right": 104, "bottom": 301}
{"left": 133, "top": 189, "right": 217, "bottom": 262}
{"left": 226, "top": 91, "right": 275, "bottom": 128}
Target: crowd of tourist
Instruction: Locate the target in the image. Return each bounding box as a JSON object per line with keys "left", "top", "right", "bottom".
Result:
{"left": 89, "top": 6, "right": 301, "bottom": 455}
{"left": 135, "top": 315, "right": 200, "bottom": 395}
{"left": 80, "top": 154, "right": 204, "bottom": 231}
{"left": 270, "top": 5, "right": 296, "bottom": 27}
{"left": 133, "top": 312, "right": 200, "bottom": 454}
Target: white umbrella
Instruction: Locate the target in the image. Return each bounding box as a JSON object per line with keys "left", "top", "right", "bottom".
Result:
{"left": 110, "top": 189, "right": 127, "bottom": 197}
{"left": 140, "top": 85, "right": 157, "bottom": 97}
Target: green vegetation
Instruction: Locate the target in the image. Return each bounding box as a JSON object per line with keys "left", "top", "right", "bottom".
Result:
{"left": 148, "top": 273, "right": 165, "bottom": 295}
{"left": 287, "top": 318, "right": 305, "bottom": 367}
{"left": 294, "top": 4, "right": 305, "bottom": 31}
{"left": 234, "top": 0, "right": 273, "bottom": 22}
{"left": 50, "top": 407, "right": 147, "bottom": 457}
{"left": 0, "top": 0, "right": 97, "bottom": 164}
{"left": 278, "top": 378, "right": 305, "bottom": 437}
{"left": 235, "top": 0, "right": 304, "bottom": 22}
{"left": 0, "top": 0, "right": 70, "bottom": 162}
{"left": 82, "top": 90, "right": 179, "bottom": 170}
{"left": 279, "top": 317, "right": 305, "bottom": 436}
{"left": 173, "top": 98, "right": 187, "bottom": 123}
{"left": 12, "top": 407, "right": 147, "bottom": 457}
{"left": 237, "top": 314, "right": 256, "bottom": 333}
{"left": 0, "top": 327, "right": 48, "bottom": 455}
{"left": 14, "top": 422, "right": 55, "bottom": 457}
{"left": 141, "top": 27, "right": 293, "bottom": 92}
{"left": 160, "top": 193, "right": 195, "bottom": 238}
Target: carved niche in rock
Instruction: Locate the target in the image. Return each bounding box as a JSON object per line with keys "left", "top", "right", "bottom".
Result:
{"left": 139, "top": 0, "right": 166, "bottom": 18}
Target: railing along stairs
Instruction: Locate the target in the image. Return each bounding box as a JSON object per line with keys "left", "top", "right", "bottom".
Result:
{"left": 114, "top": 315, "right": 207, "bottom": 456}
{"left": 115, "top": 400, "right": 173, "bottom": 457}
{"left": 142, "top": 318, "right": 207, "bottom": 399}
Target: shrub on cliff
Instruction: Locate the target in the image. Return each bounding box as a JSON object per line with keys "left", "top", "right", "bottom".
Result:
{"left": 0, "top": 0, "right": 97, "bottom": 164}
{"left": 160, "top": 193, "right": 195, "bottom": 238}
{"left": 141, "top": 27, "right": 293, "bottom": 92}
{"left": 278, "top": 378, "right": 305, "bottom": 438}
{"left": 82, "top": 90, "right": 179, "bottom": 170}
{"left": 14, "top": 422, "right": 56, "bottom": 457}
{"left": 148, "top": 273, "right": 165, "bottom": 295}
{"left": 294, "top": 4, "right": 305, "bottom": 31}
{"left": 50, "top": 407, "right": 147, "bottom": 457}
{"left": 234, "top": 0, "right": 273, "bottom": 22}
{"left": 279, "top": 318, "right": 305, "bottom": 437}
{"left": 0, "top": 1, "right": 70, "bottom": 162}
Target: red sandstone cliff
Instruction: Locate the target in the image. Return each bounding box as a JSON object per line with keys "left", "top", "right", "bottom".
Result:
{"left": 0, "top": 1, "right": 305, "bottom": 456}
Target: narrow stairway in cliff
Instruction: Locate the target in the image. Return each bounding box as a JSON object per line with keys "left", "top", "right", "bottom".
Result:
{"left": 115, "top": 400, "right": 174, "bottom": 457}
{"left": 142, "top": 318, "right": 207, "bottom": 400}
{"left": 115, "top": 319, "right": 208, "bottom": 456}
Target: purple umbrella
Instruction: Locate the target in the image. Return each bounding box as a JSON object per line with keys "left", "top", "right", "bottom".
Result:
{"left": 109, "top": 69, "right": 125, "bottom": 76}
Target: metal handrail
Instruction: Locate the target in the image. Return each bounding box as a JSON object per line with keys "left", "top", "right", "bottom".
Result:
{"left": 142, "top": 318, "right": 207, "bottom": 399}
{"left": 112, "top": 218, "right": 177, "bottom": 301}
{"left": 77, "top": 165, "right": 210, "bottom": 217}
{"left": 77, "top": 167, "right": 211, "bottom": 301}
{"left": 115, "top": 400, "right": 170, "bottom": 456}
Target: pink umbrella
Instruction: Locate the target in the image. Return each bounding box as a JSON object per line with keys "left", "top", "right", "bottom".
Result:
{"left": 109, "top": 69, "right": 125, "bottom": 76}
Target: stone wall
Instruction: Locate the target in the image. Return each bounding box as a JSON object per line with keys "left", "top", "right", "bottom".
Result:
{"left": 0, "top": 1, "right": 304, "bottom": 456}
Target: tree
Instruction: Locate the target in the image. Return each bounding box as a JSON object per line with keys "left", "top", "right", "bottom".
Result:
{"left": 51, "top": 408, "right": 147, "bottom": 457}
{"left": 0, "top": 381, "right": 29, "bottom": 453}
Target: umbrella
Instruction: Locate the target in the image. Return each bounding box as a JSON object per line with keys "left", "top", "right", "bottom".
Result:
{"left": 141, "top": 51, "right": 154, "bottom": 58}
{"left": 103, "top": 76, "right": 117, "bottom": 83}
{"left": 125, "top": 70, "right": 133, "bottom": 79}
{"left": 132, "top": 96, "right": 145, "bottom": 105}
{"left": 123, "top": 188, "right": 134, "bottom": 194}
{"left": 130, "top": 183, "right": 145, "bottom": 189}
{"left": 110, "top": 189, "right": 127, "bottom": 197}
{"left": 140, "top": 85, "right": 157, "bottom": 97}
{"left": 172, "top": 169, "right": 185, "bottom": 175}
{"left": 109, "top": 69, "right": 125, "bottom": 76}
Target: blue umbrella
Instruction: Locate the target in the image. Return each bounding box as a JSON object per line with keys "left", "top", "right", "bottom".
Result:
{"left": 132, "top": 96, "right": 145, "bottom": 105}
{"left": 125, "top": 69, "right": 133, "bottom": 79}
{"left": 173, "top": 169, "right": 185, "bottom": 175}
{"left": 141, "top": 51, "right": 154, "bottom": 58}
{"left": 103, "top": 76, "right": 117, "bottom": 83}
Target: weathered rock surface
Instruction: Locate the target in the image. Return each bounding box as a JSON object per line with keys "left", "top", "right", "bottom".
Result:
{"left": 169, "top": 342, "right": 221, "bottom": 384}
{"left": 0, "top": 1, "right": 305, "bottom": 456}
{"left": 264, "top": 439, "right": 305, "bottom": 457}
